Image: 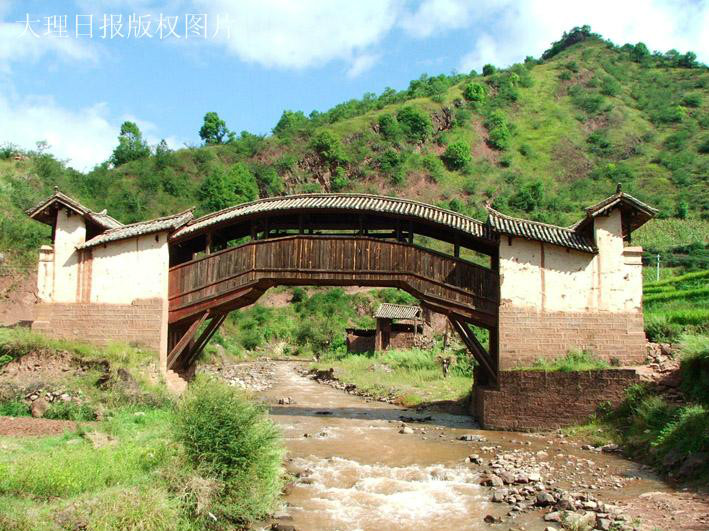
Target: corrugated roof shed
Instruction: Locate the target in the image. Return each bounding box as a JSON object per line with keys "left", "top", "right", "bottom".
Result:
{"left": 374, "top": 303, "right": 421, "bottom": 320}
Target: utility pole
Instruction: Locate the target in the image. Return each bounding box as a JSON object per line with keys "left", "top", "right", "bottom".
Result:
{"left": 656, "top": 254, "right": 660, "bottom": 282}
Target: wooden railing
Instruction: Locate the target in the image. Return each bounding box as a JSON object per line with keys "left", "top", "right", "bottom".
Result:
{"left": 168, "top": 236, "right": 499, "bottom": 324}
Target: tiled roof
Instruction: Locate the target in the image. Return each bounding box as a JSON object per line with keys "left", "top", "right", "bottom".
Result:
{"left": 374, "top": 303, "right": 421, "bottom": 320}
{"left": 486, "top": 207, "right": 597, "bottom": 253}
{"left": 26, "top": 190, "right": 123, "bottom": 231}
{"left": 171, "top": 194, "right": 492, "bottom": 242}
{"left": 570, "top": 191, "right": 659, "bottom": 233}
{"left": 78, "top": 210, "right": 193, "bottom": 249}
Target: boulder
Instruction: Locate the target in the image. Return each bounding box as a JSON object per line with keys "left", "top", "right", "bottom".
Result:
{"left": 536, "top": 492, "right": 556, "bottom": 507}
{"left": 491, "top": 488, "right": 508, "bottom": 502}
{"left": 480, "top": 474, "right": 504, "bottom": 487}
{"left": 30, "top": 398, "right": 50, "bottom": 418}
{"left": 543, "top": 511, "right": 561, "bottom": 522}
{"left": 399, "top": 426, "right": 414, "bottom": 434}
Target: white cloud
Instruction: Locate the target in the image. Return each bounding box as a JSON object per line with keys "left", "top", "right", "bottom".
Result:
{"left": 347, "top": 53, "right": 380, "bottom": 78}
{"left": 458, "top": 0, "right": 709, "bottom": 72}
{"left": 0, "top": 19, "right": 98, "bottom": 73}
{"left": 399, "top": 0, "right": 475, "bottom": 38}
{"left": 195, "top": 0, "right": 399, "bottom": 70}
{"left": 0, "top": 89, "right": 180, "bottom": 171}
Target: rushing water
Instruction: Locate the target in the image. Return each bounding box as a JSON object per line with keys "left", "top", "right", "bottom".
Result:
{"left": 254, "top": 362, "right": 684, "bottom": 531}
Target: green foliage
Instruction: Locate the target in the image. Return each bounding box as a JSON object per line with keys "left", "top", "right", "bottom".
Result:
{"left": 679, "top": 335, "right": 709, "bottom": 404}
{"left": 525, "top": 349, "right": 611, "bottom": 372}
{"left": 484, "top": 110, "right": 512, "bottom": 150}
{"left": 463, "top": 82, "right": 486, "bottom": 102}
{"left": 197, "top": 163, "right": 259, "bottom": 214}
{"left": 422, "top": 153, "right": 446, "bottom": 182}
{"left": 698, "top": 135, "right": 709, "bottom": 154}
{"left": 508, "top": 179, "right": 545, "bottom": 213}
{"left": 110, "top": 121, "right": 150, "bottom": 167}
{"left": 542, "top": 25, "right": 594, "bottom": 60}
{"left": 377, "top": 113, "right": 400, "bottom": 140}
{"left": 0, "top": 400, "right": 30, "bottom": 417}
{"left": 441, "top": 141, "right": 471, "bottom": 170}
{"left": 174, "top": 377, "right": 283, "bottom": 522}
{"left": 310, "top": 130, "right": 348, "bottom": 166}
{"left": 569, "top": 86, "right": 606, "bottom": 114}
{"left": 199, "top": 112, "right": 232, "bottom": 145}
{"left": 395, "top": 106, "right": 433, "bottom": 143}
{"left": 482, "top": 64, "right": 496, "bottom": 76}
{"left": 273, "top": 110, "right": 310, "bottom": 137}
{"left": 44, "top": 401, "right": 96, "bottom": 421}
{"left": 600, "top": 75, "right": 621, "bottom": 96}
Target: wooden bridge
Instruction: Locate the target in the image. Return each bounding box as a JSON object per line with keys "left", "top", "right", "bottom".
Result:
{"left": 165, "top": 194, "right": 502, "bottom": 384}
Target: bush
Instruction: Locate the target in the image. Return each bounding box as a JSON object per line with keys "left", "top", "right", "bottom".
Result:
{"left": 396, "top": 106, "right": 433, "bottom": 143}
{"left": 482, "top": 64, "right": 496, "bottom": 76}
{"left": 485, "top": 111, "right": 512, "bottom": 150}
{"left": 174, "top": 377, "right": 283, "bottom": 522}
{"left": 377, "top": 113, "right": 400, "bottom": 141}
{"left": 44, "top": 401, "right": 95, "bottom": 421}
{"left": 441, "top": 141, "right": 471, "bottom": 170}
{"left": 422, "top": 153, "right": 446, "bottom": 182}
{"left": 0, "top": 400, "right": 30, "bottom": 417}
{"left": 644, "top": 314, "right": 683, "bottom": 343}
{"left": 310, "top": 130, "right": 348, "bottom": 166}
{"left": 462, "top": 82, "right": 486, "bottom": 102}
{"left": 698, "top": 135, "right": 709, "bottom": 154}
{"left": 679, "top": 335, "right": 709, "bottom": 404}
{"left": 682, "top": 93, "right": 702, "bottom": 108}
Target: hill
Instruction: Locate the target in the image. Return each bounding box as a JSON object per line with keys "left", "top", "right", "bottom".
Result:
{"left": 1, "top": 26, "right": 708, "bottom": 272}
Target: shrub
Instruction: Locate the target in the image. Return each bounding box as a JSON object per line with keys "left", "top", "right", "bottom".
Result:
{"left": 698, "top": 135, "right": 709, "bottom": 154}
{"left": 422, "top": 153, "right": 446, "bottom": 182}
{"left": 600, "top": 76, "right": 621, "bottom": 96}
{"left": 198, "top": 163, "right": 259, "bottom": 214}
{"left": 44, "top": 401, "right": 95, "bottom": 421}
{"left": 396, "top": 106, "right": 433, "bottom": 143}
{"left": 331, "top": 167, "right": 349, "bottom": 192}
{"left": 441, "top": 141, "right": 471, "bottom": 170}
{"left": 462, "top": 82, "right": 486, "bottom": 102}
{"left": 679, "top": 335, "right": 709, "bottom": 404}
{"left": 310, "top": 130, "right": 348, "bottom": 166}
{"left": 682, "top": 93, "right": 702, "bottom": 108}
{"left": 0, "top": 400, "right": 30, "bottom": 417}
{"left": 482, "top": 64, "right": 496, "bottom": 76}
{"left": 174, "top": 377, "right": 283, "bottom": 522}
{"left": 644, "top": 314, "right": 683, "bottom": 343}
{"left": 377, "top": 113, "right": 401, "bottom": 141}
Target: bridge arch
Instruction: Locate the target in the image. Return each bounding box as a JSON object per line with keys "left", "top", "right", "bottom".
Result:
{"left": 165, "top": 194, "right": 501, "bottom": 384}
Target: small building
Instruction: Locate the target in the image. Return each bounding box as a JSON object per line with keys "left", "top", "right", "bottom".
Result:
{"left": 346, "top": 303, "right": 423, "bottom": 353}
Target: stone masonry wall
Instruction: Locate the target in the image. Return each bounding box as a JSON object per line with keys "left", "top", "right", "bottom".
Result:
{"left": 32, "top": 299, "right": 163, "bottom": 352}
{"left": 498, "top": 305, "right": 646, "bottom": 369}
{"left": 473, "top": 369, "right": 639, "bottom": 431}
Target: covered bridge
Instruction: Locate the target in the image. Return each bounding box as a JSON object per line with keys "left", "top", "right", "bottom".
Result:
{"left": 27, "top": 187, "right": 655, "bottom": 391}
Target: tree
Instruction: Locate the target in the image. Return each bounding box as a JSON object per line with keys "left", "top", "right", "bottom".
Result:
{"left": 395, "top": 106, "right": 432, "bottom": 143}
{"left": 110, "top": 121, "right": 150, "bottom": 166}
{"left": 441, "top": 141, "right": 472, "bottom": 170}
{"left": 463, "top": 82, "right": 486, "bottom": 102}
{"left": 198, "top": 163, "right": 258, "bottom": 213}
{"left": 482, "top": 64, "right": 496, "bottom": 76}
{"left": 273, "top": 110, "right": 309, "bottom": 137}
{"left": 199, "top": 112, "right": 231, "bottom": 145}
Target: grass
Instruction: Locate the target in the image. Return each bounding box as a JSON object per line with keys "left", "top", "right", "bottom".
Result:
{"left": 569, "top": 335, "right": 709, "bottom": 482}
{"left": 518, "top": 349, "right": 612, "bottom": 371}
{"left": 312, "top": 348, "right": 473, "bottom": 406}
{"left": 0, "top": 333, "right": 285, "bottom": 530}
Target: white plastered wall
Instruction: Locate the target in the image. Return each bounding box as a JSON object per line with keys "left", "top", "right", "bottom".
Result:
{"left": 89, "top": 232, "right": 171, "bottom": 357}
{"left": 499, "top": 209, "right": 643, "bottom": 313}
{"left": 51, "top": 209, "right": 86, "bottom": 303}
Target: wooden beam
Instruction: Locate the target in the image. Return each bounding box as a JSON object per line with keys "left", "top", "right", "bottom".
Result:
{"left": 449, "top": 317, "right": 497, "bottom": 385}
{"left": 184, "top": 313, "right": 228, "bottom": 367}
{"left": 167, "top": 311, "right": 209, "bottom": 369}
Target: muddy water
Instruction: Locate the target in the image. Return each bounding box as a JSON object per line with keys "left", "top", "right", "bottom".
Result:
{"left": 256, "top": 362, "right": 675, "bottom": 531}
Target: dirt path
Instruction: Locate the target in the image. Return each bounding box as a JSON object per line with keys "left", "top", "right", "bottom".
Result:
{"left": 216, "top": 361, "right": 709, "bottom": 531}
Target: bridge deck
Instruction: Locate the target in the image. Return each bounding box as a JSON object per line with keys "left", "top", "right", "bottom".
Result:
{"left": 168, "top": 235, "right": 499, "bottom": 326}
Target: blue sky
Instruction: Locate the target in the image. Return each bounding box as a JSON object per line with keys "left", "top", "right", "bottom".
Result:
{"left": 1, "top": 0, "right": 708, "bottom": 170}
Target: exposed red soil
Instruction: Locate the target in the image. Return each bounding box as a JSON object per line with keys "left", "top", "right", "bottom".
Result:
{"left": 621, "top": 489, "right": 709, "bottom": 531}
{"left": 0, "top": 271, "right": 37, "bottom": 326}
{"left": 0, "top": 415, "right": 85, "bottom": 437}
{"left": 470, "top": 118, "right": 498, "bottom": 164}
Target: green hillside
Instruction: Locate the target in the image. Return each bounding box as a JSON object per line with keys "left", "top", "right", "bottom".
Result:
{"left": 2, "top": 26, "right": 708, "bottom": 272}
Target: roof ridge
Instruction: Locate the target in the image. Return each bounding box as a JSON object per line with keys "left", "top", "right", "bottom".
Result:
{"left": 186, "top": 193, "right": 486, "bottom": 227}
{"left": 486, "top": 206, "right": 581, "bottom": 234}
{"left": 101, "top": 208, "right": 194, "bottom": 234}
